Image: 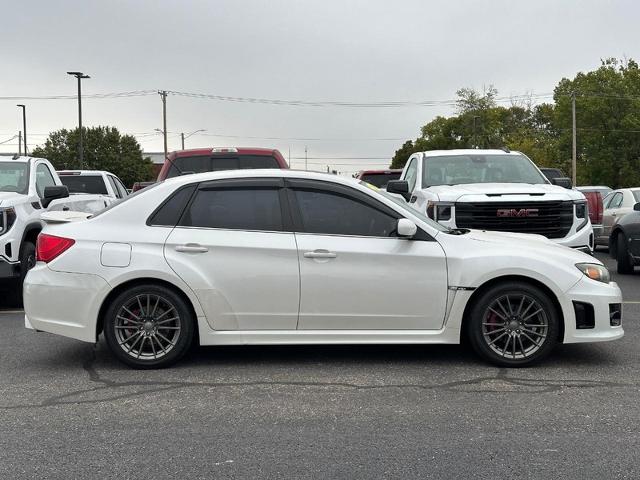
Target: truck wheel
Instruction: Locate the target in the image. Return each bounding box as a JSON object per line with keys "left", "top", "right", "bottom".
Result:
{"left": 616, "top": 233, "right": 634, "bottom": 274}
{"left": 467, "top": 282, "right": 559, "bottom": 367}
{"left": 9, "top": 241, "right": 36, "bottom": 307}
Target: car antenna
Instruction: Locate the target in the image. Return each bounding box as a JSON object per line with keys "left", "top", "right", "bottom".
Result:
{"left": 500, "top": 146, "right": 511, "bottom": 153}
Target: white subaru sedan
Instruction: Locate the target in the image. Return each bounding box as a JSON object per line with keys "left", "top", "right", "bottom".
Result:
{"left": 23, "top": 170, "right": 623, "bottom": 368}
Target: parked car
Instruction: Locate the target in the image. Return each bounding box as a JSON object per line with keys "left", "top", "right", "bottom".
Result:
{"left": 356, "top": 169, "right": 402, "bottom": 189}
{"left": 131, "top": 181, "right": 156, "bottom": 192}
{"left": 24, "top": 169, "right": 622, "bottom": 369}
{"left": 608, "top": 202, "right": 640, "bottom": 273}
{"left": 0, "top": 157, "right": 110, "bottom": 305}
{"left": 157, "top": 147, "right": 289, "bottom": 181}
{"left": 58, "top": 170, "right": 129, "bottom": 202}
{"left": 391, "top": 149, "right": 593, "bottom": 252}
{"left": 576, "top": 187, "right": 608, "bottom": 246}
{"left": 599, "top": 188, "right": 640, "bottom": 247}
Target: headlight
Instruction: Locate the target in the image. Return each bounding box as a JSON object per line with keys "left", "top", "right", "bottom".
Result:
{"left": 574, "top": 200, "right": 589, "bottom": 231}
{"left": 0, "top": 207, "right": 17, "bottom": 235}
{"left": 426, "top": 201, "right": 453, "bottom": 221}
{"left": 576, "top": 263, "right": 610, "bottom": 283}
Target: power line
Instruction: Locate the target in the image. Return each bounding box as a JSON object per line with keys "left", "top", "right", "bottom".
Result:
{"left": 0, "top": 90, "right": 156, "bottom": 101}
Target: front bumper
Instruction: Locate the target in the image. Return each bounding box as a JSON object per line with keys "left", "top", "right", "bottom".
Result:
{"left": 561, "top": 277, "right": 624, "bottom": 343}
{"left": 23, "top": 264, "right": 110, "bottom": 343}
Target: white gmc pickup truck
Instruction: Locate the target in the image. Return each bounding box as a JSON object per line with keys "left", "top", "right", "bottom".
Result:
{"left": 387, "top": 149, "right": 593, "bottom": 253}
{"left": 0, "top": 156, "right": 109, "bottom": 304}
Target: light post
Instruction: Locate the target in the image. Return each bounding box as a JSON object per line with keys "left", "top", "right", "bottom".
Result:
{"left": 16, "top": 105, "right": 27, "bottom": 155}
{"left": 181, "top": 129, "right": 205, "bottom": 149}
{"left": 67, "top": 71, "right": 90, "bottom": 168}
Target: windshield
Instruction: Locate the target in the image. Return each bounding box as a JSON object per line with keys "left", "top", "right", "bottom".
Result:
{"left": 0, "top": 162, "right": 29, "bottom": 195}
{"left": 60, "top": 175, "right": 108, "bottom": 194}
{"left": 359, "top": 172, "right": 401, "bottom": 188}
{"left": 422, "top": 154, "right": 548, "bottom": 186}
{"left": 166, "top": 155, "right": 280, "bottom": 178}
{"left": 359, "top": 181, "right": 449, "bottom": 232}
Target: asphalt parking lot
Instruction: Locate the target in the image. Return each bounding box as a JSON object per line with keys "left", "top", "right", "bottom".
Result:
{"left": 1, "top": 251, "right": 639, "bottom": 479}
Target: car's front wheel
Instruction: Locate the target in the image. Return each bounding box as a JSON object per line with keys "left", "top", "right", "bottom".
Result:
{"left": 616, "top": 233, "right": 634, "bottom": 274}
{"left": 103, "top": 284, "right": 195, "bottom": 369}
{"left": 467, "top": 282, "right": 559, "bottom": 367}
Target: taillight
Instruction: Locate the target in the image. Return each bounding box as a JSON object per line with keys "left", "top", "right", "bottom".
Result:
{"left": 36, "top": 234, "right": 75, "bottom": 263}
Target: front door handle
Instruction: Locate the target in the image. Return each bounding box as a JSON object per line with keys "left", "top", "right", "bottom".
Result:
{"left": 303, "top": 249, "right": 337, "bottom": 259}
{"left": 175, "top": 243, "right": 209, "bottom": 253}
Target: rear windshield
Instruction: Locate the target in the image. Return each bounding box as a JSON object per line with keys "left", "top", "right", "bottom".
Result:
{"left": 166, "top": 155, "right": 279, "bottom": 178}
{"left": 360, "top": 172, "right": 401, "bottom": 188}
{"left": 59, "top": 175, "right": 108, "bottom": 194}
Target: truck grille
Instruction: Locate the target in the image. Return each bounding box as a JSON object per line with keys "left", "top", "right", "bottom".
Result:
{"left": 455, "top": 200, "right": 574, "bottom": 238}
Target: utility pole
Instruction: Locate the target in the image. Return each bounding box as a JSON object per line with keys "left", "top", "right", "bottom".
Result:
{"left": 181, "top": 132, "right": 185, "bottom": 150}
{"left": 16, "top": 105, "right": 27, "bottom": 155}
{"left": 67, "top": 71, "right": 90, "bottom": 168}
{"left": 159, "top": 91, "right": 168, "bottom": 160}
{"left": 17, "top": 131, "right": 22, "bottom": 156}
{"left": 305, "top": 146, "right": 308, "bottom": 171}
{"left": 572, "top": 92, "right": 577, "bottom": 186}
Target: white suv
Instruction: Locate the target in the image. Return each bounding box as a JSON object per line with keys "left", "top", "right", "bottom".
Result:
{"left": 392, "top": 149, "right": 593, "bottom": 252}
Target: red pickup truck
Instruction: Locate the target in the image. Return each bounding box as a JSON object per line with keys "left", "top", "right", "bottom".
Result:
{"left": 157, "top": 147, "right": 289, "bottom": 181}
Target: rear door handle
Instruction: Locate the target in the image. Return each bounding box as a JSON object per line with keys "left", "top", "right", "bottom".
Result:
{"left": 175, "top": 243, "right": 209, "bottom": 253}
{"left": 303, "top": 249, "right": 337, "bottom": 259}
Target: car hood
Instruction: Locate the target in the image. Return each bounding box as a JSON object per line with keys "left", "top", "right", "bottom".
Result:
{"left": 0, "top": 191, "right": 26, "bottom": 206}
{"left": 454, "top": 228, "right": 597, "bottom": 264}
{"left": 424, "top": 183, "right": 585, "bottom": 202}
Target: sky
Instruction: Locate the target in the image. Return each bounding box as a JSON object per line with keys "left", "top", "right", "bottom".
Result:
{"left": 0, "top": 0, "right": 638, "bottom": 174}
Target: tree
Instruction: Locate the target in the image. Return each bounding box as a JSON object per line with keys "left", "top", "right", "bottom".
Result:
{"left": 31, "top": 126, "right": 154, "bottom": 188}
{"left": 390, "top": 140, "right": 416, "bottom": 169}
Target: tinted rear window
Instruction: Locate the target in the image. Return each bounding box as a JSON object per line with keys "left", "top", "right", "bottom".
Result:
{"left": 166, "top": 155, "right": 280, "bottom": 178}
{"left": 180, "top": 188, "right": 283, "bottom": 231}
{"left": 59, "top": 175, "right": 108, "bottom": 194}
{"left": 360, "top": 172, "right": 401, "bottom": 188}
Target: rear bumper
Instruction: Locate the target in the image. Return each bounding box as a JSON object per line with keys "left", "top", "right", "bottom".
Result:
{"left": 561, "top": 277, "right": 624, "bottom": 343}
{"left": 23, "top": 264, "right": 109, "bottom": 343}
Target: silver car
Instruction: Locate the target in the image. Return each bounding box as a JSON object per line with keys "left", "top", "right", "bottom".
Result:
{"left": 598, "top": 188, "right": 640, "bottom": 246}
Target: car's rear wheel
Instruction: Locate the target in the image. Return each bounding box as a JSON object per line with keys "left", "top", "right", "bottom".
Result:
{"left": 8, "top": 241, "right": 36, "bottom": 307}
{"left": 616, "top": 233, "right": 634, "bottom": 274}
{"left": 103, "top": 284, "right": 195, "bottom": 369}
{"left": 467, "top": 282, "right": 559, "bottom": 367}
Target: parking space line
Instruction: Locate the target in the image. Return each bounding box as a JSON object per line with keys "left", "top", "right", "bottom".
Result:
{"left": 623, "top": 301, "right": 640, "bottom": 304}
{"left": 0, "top": 310, "right": 24, "bottom": 314}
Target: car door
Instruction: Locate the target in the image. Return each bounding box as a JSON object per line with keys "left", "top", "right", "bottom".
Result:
{"left": 287, "top": 178, "right": 448, "bottom": 330}
{"left": 603, "top": 191, "right": 623, "bottom": 237}
{"left": 163, "top": 178, "right": 300, "bottom": 331}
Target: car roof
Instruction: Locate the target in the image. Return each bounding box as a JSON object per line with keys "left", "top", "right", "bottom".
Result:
{"left": 161, "top": 168, "right": 359, "bottom": 188}
{"left": 417, "top": 149, "right": 522, "bottom": 157}
{"left": 171, "top": 147, "right": 281, "bottom": 159}
{"left": 0, "top": 156, "right": 45, "bottom": 164}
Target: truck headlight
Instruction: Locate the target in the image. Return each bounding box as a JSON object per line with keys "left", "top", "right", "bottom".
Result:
{"left": 426, "top": 201, "right": 453, "bottom": 221}
{"left": 574, "top": 200, "right": 588, "bottom": 231}
{"left": 0, "top": 207, "right": 17, "bottom": 235}
{"left": 576, "top": 263, "right": 610, "bottom": 284}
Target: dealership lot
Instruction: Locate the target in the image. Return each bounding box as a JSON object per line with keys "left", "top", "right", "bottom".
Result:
{"left": 0, "top": 251, "right": 638, "bottom": 479}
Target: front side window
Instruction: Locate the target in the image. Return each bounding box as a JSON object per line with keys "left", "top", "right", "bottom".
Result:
{"left": 35, "top": 164, "right": 56, "bottom": 198}
{"left": 107, "top": 176, "right": 122, "bottom": 198}
{"left": 0, "top": 162, "right": 29, "bottom": 194}
{"left": 422, "top": 154, "right": 548, "bottom": 186}
{"left": 180, "top": 187, "right": 283, "bottom": 231}
{"left": 608, "top": 192, "right": 623, "bottom": 209}
{"left": 293, "top": 188, "right": 397, "bottom": 237}
{"left": 60, "top": 175, "right": 109, "bottom": 195}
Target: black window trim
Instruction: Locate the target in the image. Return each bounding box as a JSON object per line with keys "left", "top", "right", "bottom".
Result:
{"left": 284, "top": 178, "right": 433, "bottom": 241}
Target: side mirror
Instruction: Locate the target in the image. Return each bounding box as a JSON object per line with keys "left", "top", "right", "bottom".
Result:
{"left": 397, "top": 218, "right": 418, "bottom": 237}
{"left": 42, "top": 185, "right": 69, "bottom": 208}
{"left": 551, "top": 177, "right": 573, "bottom": 189}
{"left": 634, "top": 202, "right": 640, "bottom": 212}
{"left": 386, "top": 180, "right": 411, "bottom": 201}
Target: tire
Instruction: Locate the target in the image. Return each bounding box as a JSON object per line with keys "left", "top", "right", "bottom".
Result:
{"left": 8, "top": 241, "right": 36, "bottom": 307}
{"left": 103, "top": 284, "right": 195, "bottom": 369}
{"left": 616, "top": 233, "right": 634, "bottom": 274}
{"left": 466, "top": 282, "right": 559, "bottom": 367}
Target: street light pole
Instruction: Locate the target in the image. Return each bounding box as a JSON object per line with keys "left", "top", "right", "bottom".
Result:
{"left": 16, "top": 104, "right": 27, "bottom": 155}
{"left": 67, "top": 71, "right": 90, "bottom": 169}
{"left": 159, "top": 91, "right": 168, "bottom": 160}
{"left": 571, "top": 92, "right": 577, "bottom": 186}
